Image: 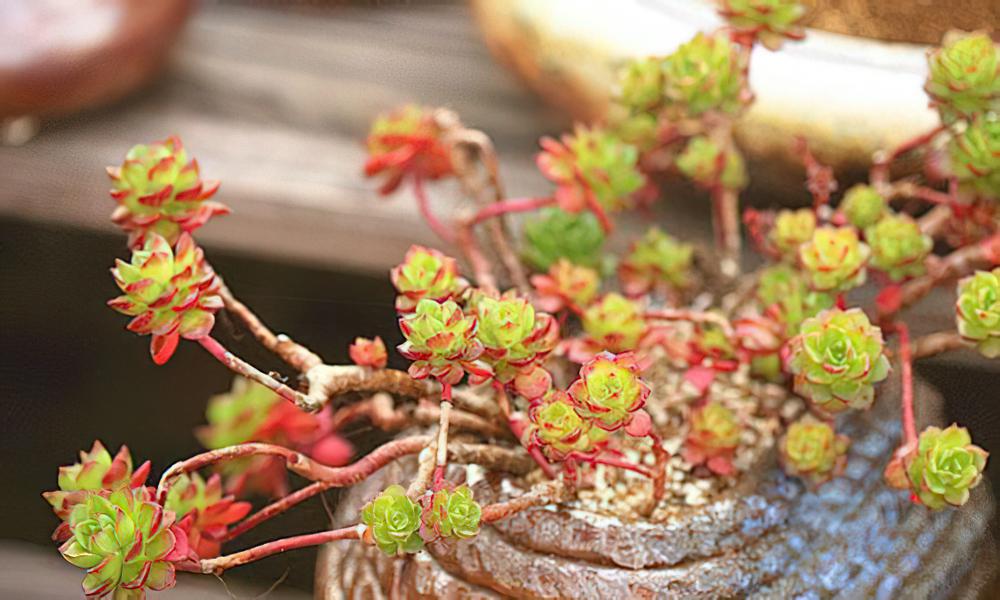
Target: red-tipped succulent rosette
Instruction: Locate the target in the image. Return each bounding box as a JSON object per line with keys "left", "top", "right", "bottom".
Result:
{"left": 364, "top": 105, "right": 454, "bottom": 195}
{"left": 567, "top": 352, "right": 652, "bottom": 433}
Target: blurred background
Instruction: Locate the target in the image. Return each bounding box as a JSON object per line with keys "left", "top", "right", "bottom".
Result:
{"left": 1, "top": 1, "right": 998, "bottom": 597}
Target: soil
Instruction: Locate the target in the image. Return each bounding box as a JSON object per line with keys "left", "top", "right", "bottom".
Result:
{"left": 802, "top": 0, "right": 999, "bottom": 45}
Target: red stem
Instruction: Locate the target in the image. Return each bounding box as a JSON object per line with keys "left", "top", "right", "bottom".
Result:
{"left": 469, "top": 197, "right": 556, "bottom": 226}
{"left": 647, "top": 431, "right": 668, "bottom": 506}
{"left": 183, "top": 526, "right": 361, "bottom": 574}
{"left": 565, "top": 451, "right": 653, "bottom": 478}
{"left": 412, "top": 175, "right": 457, "bottom": 244}
{"left": 870, "top": 124, "right": 946, "bottom": 186}
{"left": 897, "top": 323, "right": 917, "bottom": 447}
{"left": 197, "top": 336, "right": 310, "bottom": 410}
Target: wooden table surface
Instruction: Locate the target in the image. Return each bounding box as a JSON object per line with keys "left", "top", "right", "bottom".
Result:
{"left": 0, "top": 2, "right": 560, "bottom": 274}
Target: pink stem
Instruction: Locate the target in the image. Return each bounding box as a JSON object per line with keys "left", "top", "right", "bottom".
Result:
{"left": 565, "top": 451, "right": 653, "bottom": 478}
{"left": 221, "top": 480, "right": 328, "bottom": 543}
{"left": 183, "top": 527, "right": 361, "bottom": 575}
{"left": 870, "top": 124, "right": 946, "bottom": 186}
{"left": 470, "top": 197, "right": 556, "bottom": 226}
{"left": 197, "top": 336, "right": 309, "bottom": 410}
{"left": 412, "top": 175, "right": 457, "bottom": 244}
{"left": 647, "top": 431, "right": 668, "bottom": 505}
{"left": 897, "top": 323, "right": 917, "bottom": 447}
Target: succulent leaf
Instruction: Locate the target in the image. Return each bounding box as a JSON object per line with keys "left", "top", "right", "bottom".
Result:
{"left": 925, "top": 31, "right": 1000, "bottom": 124}
{"left": 905, "top": 425, "right": 988, "bottom": 509}
{"left": 398, "top": 299, "right": 488, "bottom": 386}
{"left": 530, "top": 259, "right": 600, "bottom": 313}
{"left": 44, "top": 442, "right": 150, "bottom": 523}
{"left": 864, "top": 213, "right": 932, "bottom": 281}
{"left": 361, "top": 485, "right": 424, "bottom": 555}
{"left": 839, "top": 184, "right": 886, "bottom": 230}
{"left": 165, "top": 473, "right": 251, "bottom": 559}
{"left": 567, "top": 352, "right": 651, "bottom": 432}
{"left": 661, "top": 33, "right": 746, "bottom": 118}
{"left": 522, "top": 208, "right": 607, "bottom": 271}
{"left": 676, "top": 136, "right": 747, "bottom": 191}
{"left": 717, "top": 0, "right": 807, "bottom": 50}
{"left": 391, "top": 245, "right": 467, "bottom": 313}
{"left": 526, "top": 390, "right": 607, "bottom": 460}
{"left": 350, "top": 336, "right": 388, "bottom": 369}
{"left": 365, "top": 105, "right": 453, "bottom": 194}
{"left": 422, "top": 485, "right": 482, "bottom": 541}
{"left": 798, "top": 226, "right": 870, "bottom": 293}
{"left": 769, "top": 209, "right": 816, "bottom": 259}
{"left": 779, "top": 416, "right": 849, "bottom": 486}
{"left": 948, "top": 114, "right": 1000, "bottom": 200}
{"left": 582, "top": 293, "right": 646, "bottom": 354}
{"left": 956, "top": 268, "right": 1000, "bottom": 357}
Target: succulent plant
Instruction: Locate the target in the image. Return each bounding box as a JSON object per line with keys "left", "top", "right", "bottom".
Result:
{"left": 108, "top": 135, "right": 227, "bottom": 247}
{"left": 616, "top": 56, "right": 665, "bottom": 114}
{"left": 676, "top": 135, "right": 748, "bottom": 190}
{"left": 537, "top": 126, "right": 645, "bottom": 214}
{"left": 44, "top": 442, "right": 151, "bottom": 523}
{"left": 526, "top": 390, "right": 607, "bottom": 460}
{"left": 684, "top": 401, "right": 742, "bottom": 475}
{"left": 197, "top": 377, "right": 334, "bottom": 498}
{"left": 619, "top": 227, "right": 695, "bottom": 296}
{"left": 892, "top": 425, "right": 989, "bottom": 509}
{"left": 421, "top": 485, "right": 482, "bottom": 541}
{"left": 947, "top": 114, "right": 1000, "bottom": 200}
{"left": 567, "top": 352, "right": 651, "bottom": 432}
{"left": 59, "top": 487, "right": 184, "bottom": 599}
{"left": 530, "top": 259, "right": 600, "bottom": 313}
{"left": 391, "top": 245, "right": 468, "bottom": 313}
{"left": 349, "top": 336, "right": 388, "bottom": 369}
{"left": 925, "top": 31, "right": 1000, "bottom": 124}
{"left": 661, "top": 32, "right": 746, "bottom": 118}
{"left": 165, "top": 473, "right": 251, "bottom": 559}
{"left": 769, "top": 208, "right": 816, "bottom": 259}
{"left": 798, "top": 226, "right": 870, "bottom": 293}
{"left": 839, "top": 184, "right": 886, "bottom": 230}
{"left": 865, "top": 214, "right": 933, "bottom": 281}
{"left": 956, "top": 268, "right": 1000, "bottom": 357}
{"left": 734, "top": 315, "right": 785, "bottom": 381}
{"left": 756, "top": 264, "right": 834, "bottom": 337}
{"left": 787, "top": 308, "right": 891, "bottom": 414}
{"left": 717, "top": 0, "right": 807, "bottom": 50}
{"left": 582, "top": 293, "right": 646, "bottom": 353}
{"left": 471, "top": 291, "right": 558, "bottom": 398}
{"left": 522, "top": 208, "right": 607, "bottom": 271}
{"left": 779, "top": 416, "right": 849, "bottom": 486}
{"left": 398, "top": 299, "right": 489, "bottom": 386}
{"left": 107, "top": 233, "right": 222, "bottom": 365}
{"left": 361, "top": 484, "right": 424, "bottom": 555}
{"left": 364, "top": 105, "right": 453, "bottom": 194}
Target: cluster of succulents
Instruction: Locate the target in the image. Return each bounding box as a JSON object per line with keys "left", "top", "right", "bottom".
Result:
{"left": 925, "top": 31, "right": 1000, "bottom": 124}
{"left": 43, "top": 442, "right": 150, "bottom": 524}
{"left": 391, "top": 245, "right": 468, "bottom": 313}
{"left": 619, "top": 227, "right": 695, "bottom": 296}
{"left": 956, "top": 268, "right": 1000, "bottom": 358}
{"left": 197, "top": 377, "right": 345, "bottom": 498}
{"left": 661, "top": 32, "right": 747, "bottom": 119}
{"left": 716, "top": 0, "right": 807, "bottom": 50}
{"left": 364, "top": 104, "right": 454, "bottom": 194}
{"left": 521, "top": 207, "right": 607, "bottom": 271}
{"left": 787, "top": 308, "right": 891, "bottom": 415}
{"left": 108, "top": 135, "right": 227, "bottom": 247}
{"left": 779, "top": 417, "right": 849, "bottom": 486}
{"left": 421, "top": 485, "right": 483, "bottom": 541}
{"left": 107, "top": 233, "right": 223, "bottom": 364}
{"left": 683, "top": 401, "right": 742, "bottom": 475}
{"left": 885, "top": 424, "right": 989, "bottom": 509}
{"left": 536, "top": 126, "right": 646, "bottom": 214}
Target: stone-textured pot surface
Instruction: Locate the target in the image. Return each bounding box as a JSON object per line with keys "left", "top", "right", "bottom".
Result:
{"left": 316, "top": 377, "right": 994, "bottom": 599}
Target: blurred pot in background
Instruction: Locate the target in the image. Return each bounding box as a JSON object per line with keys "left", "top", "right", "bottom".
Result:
{"left": 470, "top": 0, "right": 997, "bottom": 196}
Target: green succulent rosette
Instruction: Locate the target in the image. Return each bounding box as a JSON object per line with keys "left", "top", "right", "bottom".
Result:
{"left": 787, "top": 308, "right": 891, "bottom": 414}
{"left": 108, "top": 135, "right": 226, "bottom": 246}
{"left": 779, "top": 417, "right": 849, "bottom": 486}
{"left": 522, "top": 207, "right": 607, "bottom": 271}
{"left": 864, "top": 214, "right": 932, "bottom": 281}
{"left": 619, "top": 226, "right": 694, "bottom": 296}
{"left": 422, "top": 485, "right": 482, "bottom": 541}
{"left": 526, "top": 390, "right": 607, "bottom": 460}
{"left": 948, "top": 114, "right": 1000, "bottom": 200}
{"left": 361, "top": 485, "right": 424, "bottom": 556}
{"left": 44, "top": 442, "right": 150, "bottom": 523}
{"left": 537, "top": 125, "right": 645, "bottom": 214}
{"left": 616, "top": 56, "right": 665, "bottom": 114}
{"left": 530, "top": 259, "right": 600, "bottom": 314}
{"left": 471, "top": 291, "right": 558, "bottom": 398}
{"left": 717, "top": 0, "right": 807, "bottom": 50}
{"left": 676, "top": 136, "right": 748, "bottom": 190}
{"left": 770, "top": 208, "right": 816, "bottom": 259}
{"left": 582, "top": 293, "right": 646, "bottom": 353}
{"left": 756, "top": 264, "right": 834, "bottom": 337}
{"left": 798, "top": 226, "right": 870, "bottom": 293}
{"left": 164, "top": 472, "right": 251, "bottom": 559}
{"left": 687, "top": 401, "right": 741, "bottom": 455}
{"left": 661, "top": 32, "right": 746, "bottom": 118}
{"left": 839, "top": 184, "right": 886, "bottom": 230}
{"left": 905, "top": 425, "right": 989, "bottom": 509}
{"left": 364, "top": 105, "right": 453, "bottom": 194}
{"left": 956, "top": 268, "right": 1000, "bottom": 357}
{"left": 59, "top": 487, "right": 181, "bottom": 599}
{"left": 925, "top": 31, "right": 1000, "bottom": 124}
{"left": 398, "top": 299, "right": 488, "bottom": 386}
{"left": 108, "top": 233, "right": 222, "bottom": 365}
{"left": 567, "top": 352, "right": 651, "bottom": 432}
{"left": 391, "top": 245, "right": 468, "bottom": 313}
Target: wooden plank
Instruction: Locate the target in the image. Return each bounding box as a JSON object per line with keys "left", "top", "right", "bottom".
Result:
{"left": 0, "top": 3, "right": 553, "bottom": 273}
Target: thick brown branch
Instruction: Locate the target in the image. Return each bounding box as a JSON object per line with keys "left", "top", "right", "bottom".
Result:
{"left": 218, "top": 284, "right": 322, "bottom": 372}
{"left": 302, "top": 365, "right": 435, "bottom": 411}
{"left": 481, "top": 480, "right": 568, "bottom": 523}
